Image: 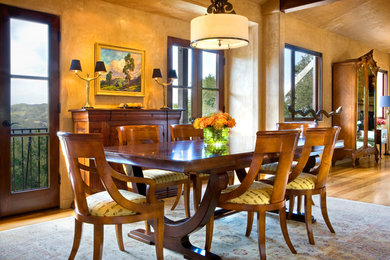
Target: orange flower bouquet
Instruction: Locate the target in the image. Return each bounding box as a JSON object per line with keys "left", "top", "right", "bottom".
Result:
{"left": 193, "top": 112, "right": 236, "bottom": 147}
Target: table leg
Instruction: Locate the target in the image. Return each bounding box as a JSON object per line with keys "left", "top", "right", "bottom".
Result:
{"left": 128, "top": 172, "right": 229, "bottom": 259}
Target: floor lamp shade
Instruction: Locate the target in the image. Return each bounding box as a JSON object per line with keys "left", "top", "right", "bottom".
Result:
{"left": 190, "top": 13, "right": 249, "bottom": 50}
{"left": 380, "top": 96, "right": 390, "bottom": 108}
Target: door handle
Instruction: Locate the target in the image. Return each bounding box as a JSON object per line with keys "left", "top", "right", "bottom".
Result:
{"left": 2, "top": 120, "right": 18, "bottom": 127}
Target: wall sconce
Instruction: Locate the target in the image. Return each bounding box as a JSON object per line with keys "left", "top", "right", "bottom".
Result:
{"left": 69, "top": 59, "right": 106, "bottom": 109}
{"left": 152, "top": 68, "right": 177, "bottom": 109}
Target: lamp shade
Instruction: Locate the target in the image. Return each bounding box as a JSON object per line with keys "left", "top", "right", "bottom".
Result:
{"left": 168, "top": 69, "right": 177, "bottom": 79}
{"left": 190, "top": 13, "right": 249, "bottom": 50}
{"left": 70, "top": 59, "right": 82, "bottom": 71}
{"left": 152, "top": 68, "right": 162, "bottom": 78}
{"left": 94, "top": 61, "right": 106, "bottom": 72}
{"left": 380, "top": 96, "right": 390, "bottom": 107}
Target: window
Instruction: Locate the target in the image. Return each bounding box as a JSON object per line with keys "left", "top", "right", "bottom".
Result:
{"left": 168, "top": 37, "right": 224, "bottom": 124}
{"left": 283, "top": 44, "right": 322, "bottom": 121}
{"left": 377, "top": 70, "right": 388, "bottom": 119}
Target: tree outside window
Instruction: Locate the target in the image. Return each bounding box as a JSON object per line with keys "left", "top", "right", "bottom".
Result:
{"left": 284, "top": 44, "right": 322, "bottom": 121}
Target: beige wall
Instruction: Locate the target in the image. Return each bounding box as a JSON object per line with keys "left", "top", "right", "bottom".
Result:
{"left": 0, "top": 0, "right": 191, "bottom": 207}
{"left": 283, "top": 14, "right": 390, "bottom": 126}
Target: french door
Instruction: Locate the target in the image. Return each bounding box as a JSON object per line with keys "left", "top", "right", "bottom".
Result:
{"left": 0, "top": 4, "right": 60, "bottom": 216}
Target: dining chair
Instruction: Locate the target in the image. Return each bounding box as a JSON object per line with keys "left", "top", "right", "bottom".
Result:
{"left": 253, "top": 127, "right": 341, "bottom": 245}
{"left": 117, "top": 125, "right": 191, "bottom": 218}
{"left": 169, "top": 124, "right": 235, "bottom": 211}
{"left": 205, "top": 130, "right": 300, "bottom": 260}
{"left": 259, "top": 122, "right": 316, "bottom": 212}
{"left": 285, "top": 127, "right": 340, "bottom": 245}
{"left": 58, "top": 132, "right": 164, "bottom": 260}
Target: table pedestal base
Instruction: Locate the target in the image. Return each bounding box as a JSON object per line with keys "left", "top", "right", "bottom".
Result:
{"left": 128, "top": 172, "right": 229, "bottom": 259}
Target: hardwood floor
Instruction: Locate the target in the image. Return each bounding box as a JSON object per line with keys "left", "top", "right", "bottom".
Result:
{"left": 0, "top": 155, "right": 389, "bottom": 231}
{"left": 327, "top": 154, "right": 390, "bottom": 206}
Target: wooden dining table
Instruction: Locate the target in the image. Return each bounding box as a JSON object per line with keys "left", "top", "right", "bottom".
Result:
{"left": 104, "top": 136, "right": 344, "bottom": 259}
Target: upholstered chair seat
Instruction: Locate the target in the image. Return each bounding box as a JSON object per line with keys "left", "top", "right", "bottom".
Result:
{"left": 143, "top": 169, "right": 188, "bottom": 184}
{"left": 286, "top": 172, "right": 317, "bottom": 190}
{"left": 87, "top": 190, "right": 147, "bottom": 217}
{"left": 222, "top": 182, "right": 273, "bottom": 205}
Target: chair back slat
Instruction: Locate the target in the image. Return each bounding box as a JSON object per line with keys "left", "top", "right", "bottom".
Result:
{"left": 277, "top": 122, "right": 315, "bottom": 136}
{"left": 220, "top": 130, "right": 299, "bottom": 204}
{"left": 170, "top": 124, "right": 204, "bottom": 141}
{"left": 117, "top": 125, "right": 159, "bottom": 145}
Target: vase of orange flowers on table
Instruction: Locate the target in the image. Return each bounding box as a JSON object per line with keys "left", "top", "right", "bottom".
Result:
{"left": 193, "top": 112, "right": 236, "bottom": 151}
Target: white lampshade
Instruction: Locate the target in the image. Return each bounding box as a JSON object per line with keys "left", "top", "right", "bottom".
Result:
{"left": 190, "top": 13, "right": 249, "bottom": 50}
{"left": 380, "top": 96, "right": 390, "bottom": 107}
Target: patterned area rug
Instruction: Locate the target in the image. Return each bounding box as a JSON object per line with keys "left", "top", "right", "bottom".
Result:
{"left": 0, "top": 196, "right": 389, "bottom": 260}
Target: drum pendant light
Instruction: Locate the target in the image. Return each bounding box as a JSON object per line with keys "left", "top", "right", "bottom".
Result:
{"left": 190, "top": 0, "right": 249, "bottom": 50}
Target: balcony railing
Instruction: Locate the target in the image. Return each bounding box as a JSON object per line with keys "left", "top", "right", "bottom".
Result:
{"left": 11, "top": 128, "right": 49, "bottom": 192}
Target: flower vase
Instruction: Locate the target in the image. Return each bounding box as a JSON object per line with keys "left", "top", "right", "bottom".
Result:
{"left": 203, "top": 127, "right": 230, "bottom": 156}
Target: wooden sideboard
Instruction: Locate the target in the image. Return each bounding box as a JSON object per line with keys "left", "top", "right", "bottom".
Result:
{"left": 70, "top": 108, "right": 183, "bottom": 197}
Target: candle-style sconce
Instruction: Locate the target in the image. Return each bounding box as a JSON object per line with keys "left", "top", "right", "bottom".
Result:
{"left": 152, "top": 68, "right": 177, "bottom": 109}
{"left": 70, "top": 59, "right": 106, "bottom": 109}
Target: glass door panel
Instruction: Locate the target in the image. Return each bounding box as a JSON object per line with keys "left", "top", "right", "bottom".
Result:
{"left": 356, "top": 65, "right": 365, "bottom": 149}
{"left": 201, "top": 51, "right": 219, "bottom": 117}
{"left": 367, "top": 68, "right": 376, "bottom": 147}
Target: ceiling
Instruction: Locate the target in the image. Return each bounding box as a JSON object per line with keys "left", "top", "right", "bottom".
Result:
{"left": 100, "top": 0, "right": 390, "bottom": 53}
{"left": 288, "top": 0, "right": 390, "bottom": 53}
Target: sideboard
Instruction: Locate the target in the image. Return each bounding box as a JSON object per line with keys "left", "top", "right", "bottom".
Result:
{"left": 70, "top": 108, "right": 183, "bottom": 197}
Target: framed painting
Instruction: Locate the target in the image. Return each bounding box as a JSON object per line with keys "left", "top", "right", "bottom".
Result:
{"left": 94, "top": 43, "right": 145, "bottom": 96}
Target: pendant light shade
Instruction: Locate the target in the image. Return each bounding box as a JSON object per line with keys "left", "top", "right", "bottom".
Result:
{"left": 191, "top": 13, "right": 249, "bottom": 50}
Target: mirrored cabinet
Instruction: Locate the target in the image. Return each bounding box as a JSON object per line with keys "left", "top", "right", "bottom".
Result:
{"left": 332, "top": 50, "right": 379, "bottom": 166}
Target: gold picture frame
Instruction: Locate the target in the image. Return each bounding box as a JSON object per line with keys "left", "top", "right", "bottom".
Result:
{"left": 94, "top": 43, "right": 145, "bottom": 96}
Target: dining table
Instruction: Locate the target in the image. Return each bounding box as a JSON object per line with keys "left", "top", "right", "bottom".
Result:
{"left": 104, "top": 135, "right": 344, "bottom": 259}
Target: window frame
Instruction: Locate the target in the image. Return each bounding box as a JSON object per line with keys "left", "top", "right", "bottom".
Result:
{"left": 284, "top": 43, "right": 323, "bottom": 121}
{"left": 167, "top": 36, "right": 224, "bottom": 123}
{"left": 377, "top": 69, "right": 388, "bottom": 119}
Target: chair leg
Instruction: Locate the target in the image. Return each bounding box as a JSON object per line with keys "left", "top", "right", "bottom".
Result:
{"left": 288, "top": 195, "right": 295, "bottom": 220}
{"left": 170, "top": 184, "right": 183, "bottom": 211}
{"left": 145, "top": 221, "right": 151, "bottom": 233}
{"left": 297, "top": 195, "right": 303, "bottom": 214}
{"left": 205, "top": 214, "right": 214, "bottom": 251}
{"left": 245, "top": 212, "right": 254, "bottom": 237}
{"left": 154, "top": 214, "right": 164, "bottom": 260}
{"left": 227, "top": 171, "right": 235, "bottom": 185}
{"left": 320, "top": 189, "right": 335, "bottom": 233}
{"left": 279, "top": 206, "right": 297, "bottom": 254}
{"left": 257, "top": 211, "right": 266, "bottom": 260}
{"left": 304, "top": 192, "right": 315, "bottom": 245}
{"left": 69, "top": 218, "right": 82, "bottom": 260}
{"left": 93, "top": 224, "right": 104, "bottom": 260}
{"left": 184, "top": 181, "right": 191, "bottom": 218}
{"left": 115, "top": 224, "right": 124, "bottom": 251}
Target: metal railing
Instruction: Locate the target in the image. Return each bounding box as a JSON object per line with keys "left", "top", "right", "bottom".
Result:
{"left": 11, "top": 128, "right": 49, "bottom": 192}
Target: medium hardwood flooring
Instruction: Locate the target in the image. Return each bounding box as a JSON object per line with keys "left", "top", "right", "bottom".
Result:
{"left": 0, "top": 155, "right": 389, "bottom": 231}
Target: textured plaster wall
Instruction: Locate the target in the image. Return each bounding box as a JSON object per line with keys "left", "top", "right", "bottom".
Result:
{"left": 283, "top": 14, "right": 390, "bottom": 126}
{"left": 0, "top": 0, "right": 190, "bottom": 208}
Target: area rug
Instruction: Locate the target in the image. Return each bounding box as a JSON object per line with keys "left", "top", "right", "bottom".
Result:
{"left": 1, "top": 196, "right": 389, "bottom": 260}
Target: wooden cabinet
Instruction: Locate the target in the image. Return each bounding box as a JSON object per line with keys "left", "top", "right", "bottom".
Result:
{"left": 332, "top": 50, "right": 379, "bottom": 166}
{"left": 70, "top": 108, "right": 182, "bottom": 197}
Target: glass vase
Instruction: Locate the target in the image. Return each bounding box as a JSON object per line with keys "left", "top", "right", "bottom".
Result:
{"left": 203, "top": 127, "right": 229, "bottom": 146}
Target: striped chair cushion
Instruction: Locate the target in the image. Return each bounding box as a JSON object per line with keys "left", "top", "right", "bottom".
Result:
{"left": 286, "top": 172, "right": 317, "bottom": 190}
{"left": 86, "top": 189, "right": 146, "bottom": 217}
{"left": 221, "top": 182, "right": 273, "bottom": 205}
{"left": 143, "top": 169, "right": 188, "bottom": 184}
{"left": 260, "top": 161, "right": 298, "bottom": 173}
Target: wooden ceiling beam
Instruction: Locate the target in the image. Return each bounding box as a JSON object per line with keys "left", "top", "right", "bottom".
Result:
{"left": 280, "top": 0, "right": 339, "bottom": 13}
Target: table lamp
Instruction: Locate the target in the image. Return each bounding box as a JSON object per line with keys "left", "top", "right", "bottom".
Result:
{"left": 70, "top": 59, "right": 106, "bottom": 109}
{"left": 152, "top": 68, "right": 177, "bottom": 109}
{"left": 379, "top": 95, "right": 390, "bottom": 155}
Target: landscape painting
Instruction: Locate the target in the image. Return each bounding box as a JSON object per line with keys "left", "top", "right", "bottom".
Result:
{"left": 95, "top": 43, "right": 145, "bottom": 96}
